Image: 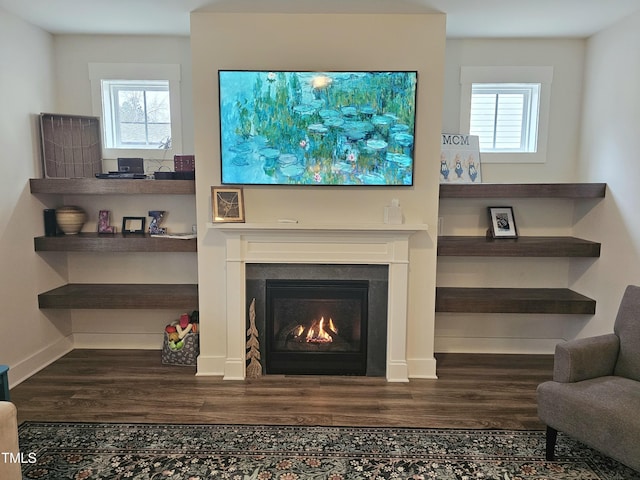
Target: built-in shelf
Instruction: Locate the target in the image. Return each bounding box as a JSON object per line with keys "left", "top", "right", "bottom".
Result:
{"left": 437, "top": 236, "right": 601, "bottom": 257}
{"left": 435, "top": 287, "right": 596, "bottom": 314}
{"left": 439, "top": 183, "right": 606, "bottom": 199}
{"left": 38, "top": 284, "right": 198, "bottom": 310}
{"left": 30, "top": 177, "right": 198, "bottom": 312}
{"left": 34, "top": 233, "right": 197, "bottom": 253}
{"left": 30, "top": 178, "right": 195, "bottom": 195}
{"left": 436, "top": 182, "right": 605, "bottom": 316}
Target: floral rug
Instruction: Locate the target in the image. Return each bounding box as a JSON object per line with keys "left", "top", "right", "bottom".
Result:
{"left": 18, "top": 423, "right": 639, "bottom": 480}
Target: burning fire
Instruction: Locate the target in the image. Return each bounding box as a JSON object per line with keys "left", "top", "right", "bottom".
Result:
{"left": 295, "top": 317, "right": 338, "bottom": 343}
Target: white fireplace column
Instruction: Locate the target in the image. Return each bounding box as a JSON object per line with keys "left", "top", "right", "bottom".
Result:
{"left": 211, "top": 222, "right": 428, "bottom": 382}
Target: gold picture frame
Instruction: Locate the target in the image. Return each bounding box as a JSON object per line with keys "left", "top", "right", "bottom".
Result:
{"left": 212, "top": 186, "right": 245, "bottom": 223}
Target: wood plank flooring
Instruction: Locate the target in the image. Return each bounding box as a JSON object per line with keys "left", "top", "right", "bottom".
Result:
{"left": 10, "top": 350, "right": 553, "bottom": 430}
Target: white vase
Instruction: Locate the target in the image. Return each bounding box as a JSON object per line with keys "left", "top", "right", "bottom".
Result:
{"left": 55, "top": 206, "right": 87, "bottom": 235}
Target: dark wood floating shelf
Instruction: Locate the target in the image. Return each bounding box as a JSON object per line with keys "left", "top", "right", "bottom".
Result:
{"left": 437, "top": 236, "right": 600, "bottom": 257}
{"left": 30, "top": 178, "right": 195, "bottom": 195}
{"left": 38, "top": 283, "right": 198, "bottom": 310}
{"left": 435, "top": 287, "right": 596, "bottom": 314}
{"left": 35, "top": 233, "right": 197, "bottom": 253}
{"left": 439, "top": 183, "right": 606, "bottom": 199}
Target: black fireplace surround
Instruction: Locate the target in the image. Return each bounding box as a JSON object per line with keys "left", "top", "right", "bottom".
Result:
{"left": 266, "top": 279, "right": 368, "bottom": 375}
{"left": 246, "top": 264, "right": 389, "bottom": 376}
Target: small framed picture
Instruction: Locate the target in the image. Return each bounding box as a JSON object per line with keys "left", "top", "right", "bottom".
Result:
{"left": 122, "top": 216, "right": 146, "bottom": 234}
{"left": 212, "top": 186, "right": 245, "bottom": 223}
{"left": 488, "top": 206, "right": 518, "bottom": 239}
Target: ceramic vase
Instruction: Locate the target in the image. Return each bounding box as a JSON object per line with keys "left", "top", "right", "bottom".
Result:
{"left": 55, "top": 206, "right": 87, "bottom": 235}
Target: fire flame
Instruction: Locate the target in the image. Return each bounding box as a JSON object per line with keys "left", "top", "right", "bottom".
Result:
{"left": 304, "top": 316, "right": 338, "bottom": 343}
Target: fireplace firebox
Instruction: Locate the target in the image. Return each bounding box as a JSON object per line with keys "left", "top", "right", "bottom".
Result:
{"left": 265, "top": 279, "right": 368, "bottom": 375}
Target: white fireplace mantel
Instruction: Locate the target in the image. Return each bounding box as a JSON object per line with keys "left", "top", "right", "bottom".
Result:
{"left": 209, "top": 222, "right": 428, "bottom": 382}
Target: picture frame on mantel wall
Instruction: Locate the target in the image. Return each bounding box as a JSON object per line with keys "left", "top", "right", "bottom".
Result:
{"left": 488, "top": 206, "right": 518, "bottom": 239}
{"left": 212, "top": 186, "right": 245, "bottom": 223}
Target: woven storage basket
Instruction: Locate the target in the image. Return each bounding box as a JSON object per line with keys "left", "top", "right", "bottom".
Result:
{"left": 161, "top": 332, "right": 199, "bottom": 366}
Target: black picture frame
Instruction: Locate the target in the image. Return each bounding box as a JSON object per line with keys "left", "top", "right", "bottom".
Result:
{"left": 488, "top": 206, "right": 518, "bottom": 239}
{"left": 122, "top": 216, "right": 146, "bottom": 234}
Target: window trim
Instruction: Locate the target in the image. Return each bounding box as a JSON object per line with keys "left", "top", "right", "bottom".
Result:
{"left": 460, "top": 66, "right": 553, "bottom": 164}
{"left": 89, "top": 63, "right": 182, "bottom": 160}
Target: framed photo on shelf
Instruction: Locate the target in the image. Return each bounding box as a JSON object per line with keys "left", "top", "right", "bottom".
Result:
{"left": 212, "top": 186, "right": 245, "bottom": 223}
{"left": 488, "top": 206, "right": 518, "bottom": 239}
{"left": 122, "top": 216, "right": 146, "bottom": 234}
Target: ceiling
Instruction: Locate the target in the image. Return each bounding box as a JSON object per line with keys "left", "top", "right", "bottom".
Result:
{"left": 1, "top": 0, "right": 639, "bottom": 38}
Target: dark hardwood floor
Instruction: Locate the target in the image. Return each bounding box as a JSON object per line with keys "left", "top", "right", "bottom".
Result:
{"left": 10, "top": 350, "right": 553, "bottom": 429}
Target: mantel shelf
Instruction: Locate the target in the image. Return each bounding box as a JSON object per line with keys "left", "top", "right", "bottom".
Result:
{"left": 435, "top": 287, "right": 596, "bottom": 314}
{"left": 208, "top": 222, "right": 428, "bottom": 235}
{"left": 34, "top": 233, "right": 197, "bottom": 253}
{"left": 30, "top": 178, "right": 195, "bottom": 195}
{"left": 38, "top": 283, "right": 198, "bottom": 310}
{"left": 437, "top": 236, "right": 601, "bottom": 257}
{"left": 439, "top": 183, "right": 606, "bottom": 199}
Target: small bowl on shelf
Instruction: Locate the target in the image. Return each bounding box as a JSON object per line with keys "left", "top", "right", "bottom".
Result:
{"left": 55, "top": 206, "right": 87, "bottom": 235}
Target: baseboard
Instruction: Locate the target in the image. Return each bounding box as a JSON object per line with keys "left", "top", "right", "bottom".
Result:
{"left": 72, "top": 333, "right": 164, "bottom": 350}
{"left": 9, "top": 335, "right": 74, "bottom": 388}
{"left": 195, "top": 355, "right": 226, "bottom": 377}
{"left": 407, "top": 356, "right": 438, "bottom": 379}
{"left": 434, "top": 337, "right": 563, "bottom": 354}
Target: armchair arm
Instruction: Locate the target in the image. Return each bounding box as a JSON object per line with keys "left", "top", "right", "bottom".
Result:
{"left": 554, "top": 334, "right": 619, "bottom": 383}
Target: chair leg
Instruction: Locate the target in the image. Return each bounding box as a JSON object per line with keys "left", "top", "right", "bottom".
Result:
{"left": 545, "top": 426, "right": 558, "bottom": 461}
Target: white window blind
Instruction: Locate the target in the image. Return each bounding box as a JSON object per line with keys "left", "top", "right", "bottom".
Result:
{"left": 470, "top": 83, "right": 540, "bottom": 153}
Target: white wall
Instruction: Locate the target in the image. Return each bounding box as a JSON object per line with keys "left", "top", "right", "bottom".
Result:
{"left": 51, "top": 35, "right": 198, "bottom": 349}
{"left": 572, "top": 10, "right": 640, "bottom": 337}
{"left": 0, "top": 9, "right": 73, "bottom": 386}
{"left": 191, "top": 12, "right": 446, "bottom": 378}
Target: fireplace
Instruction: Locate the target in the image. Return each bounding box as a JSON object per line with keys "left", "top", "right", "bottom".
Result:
{"left": 211, "top": 222, "right": 429, "bottom": 381}
{"left": 246, "top": 263, "right": 388, "bottom": 377}
{"left": 265, "top": 279, "right": 368, "bottom": 375}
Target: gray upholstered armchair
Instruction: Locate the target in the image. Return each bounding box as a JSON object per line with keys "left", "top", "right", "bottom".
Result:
{"left": 537, "top": 284, "right": 640, "bottom": 472}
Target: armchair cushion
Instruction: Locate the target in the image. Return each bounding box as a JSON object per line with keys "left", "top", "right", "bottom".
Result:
{"left": 537, "top": 376, "right": 640, "bottom": 471}
{"left": 613, "top": 285, "right": 640, "bottom": 381}
{"left": 553, "top": 334, "right": 619, "bottom": 383}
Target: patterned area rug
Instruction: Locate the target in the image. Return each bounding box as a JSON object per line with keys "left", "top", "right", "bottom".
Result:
{"left": 18, "top": 423, "right": 639, "bottom": 480}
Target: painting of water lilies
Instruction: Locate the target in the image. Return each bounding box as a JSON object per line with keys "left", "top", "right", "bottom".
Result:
{"left": 218, "top": 70, "right": 417, "bottom": 186}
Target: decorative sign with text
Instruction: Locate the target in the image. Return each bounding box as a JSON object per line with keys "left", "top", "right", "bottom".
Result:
{"left": 440, "top": 134, "right": 482, "bottom": 184}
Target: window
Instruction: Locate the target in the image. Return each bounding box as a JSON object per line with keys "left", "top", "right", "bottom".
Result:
{"left": 460, "top": 66, "right": 553, "bottom": 163}
{"left": 89, "top": 63, "right": 182, "bottom": 160}
{"left": 101, "top": 80, "right": 171, "bottom": 149}
{"left": 470, "top": 83, "right": 540, "bottom": 153}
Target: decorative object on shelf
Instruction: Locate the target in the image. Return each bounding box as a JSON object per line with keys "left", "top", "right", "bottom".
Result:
{"left": 384, "top": 198, "right": 403, "bottom": 225}
{"left": 488, "top": 206, "right": 518, "bottom": 239}
{"left": 117, "top": 157, "right": 144, "bottom": 174}
{"left": 174, "top": 155, "right": 195, "bottom": 180}
{"left": 122, "top": 217, "right": 146, "bottom": 235}
{"left": 148, "top": 211, "right": 167, "bottom": 235}
{"left": 246, "top": 298, "right": 262, "bottom": 378}
{"left": 212, "top": 186, "right": 245, "bottom": 223}
{"left": 97, "top": 210, "right": 116, "bottom": 234}
{"left": 43, "top": 209, "right": 57, "bottom": 236}
{"left": 40, "top": 113, "right": 102, "bottom": 178}
{"left": 218, "top": 70, "right": 417, "bottom": 186}
{"left": 440, "top": 133, "right": 482, "bottom": 184}
{"left": 55, "top": 206, "right": 87, "bottom": 235}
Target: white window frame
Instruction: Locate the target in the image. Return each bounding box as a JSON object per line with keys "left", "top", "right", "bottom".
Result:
{"left": 89, "top": 63, "right": 183, "bottom": 160}
{"left": 460, "top": 66, "right": 553, "bottom": 164}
